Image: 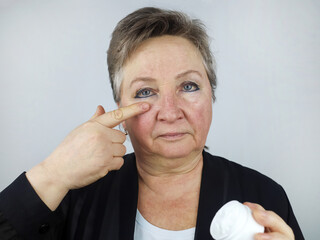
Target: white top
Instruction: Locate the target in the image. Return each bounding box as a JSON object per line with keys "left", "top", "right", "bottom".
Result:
{"left": 134, "top": 210, "right": 196, "bottom": 240}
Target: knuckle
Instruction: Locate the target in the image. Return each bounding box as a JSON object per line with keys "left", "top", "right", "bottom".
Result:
{"left": 122, "top": 145, "right": 127, "bottom": 154}
{"left": 118, "top": 158, "right": 124, "bottom": 167}
{"left": 112, "top": 109, "right": 124, "bottom": 120}
{"left": 114, "top": 158, "right": 124, "bottom": 170}
{"left": 262, "top": 210, "right": 273, "bottom": 222}
{"left": 100, "top": 169, "right": 109, "bottom": 178}
{"left": 113, "top": 129, "right": 127, "bottom": 143}
{"left": 266, "top": 210, "right": 276, "bottom": 219}
{"left": 90, "top": 131, "right": 104, "bottom": 142}
{"left": 254, "top": 203, "right": 265, "bottom": 211}
{"left": 120, "top": 133, "right": 127, "bottom": 143}
{"left": 115, "top": 129, "right": 126, "bottom": 139}
{"left": 82, "top": 121, "right": 94, "bottom": 129}
{"left": 113, "top": 144, "right": 126, "bottom": 156}
{"left": 118, "top": 145, "right": 126, "bottom": 156}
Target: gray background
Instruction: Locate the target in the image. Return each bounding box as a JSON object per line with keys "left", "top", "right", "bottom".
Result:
{"left": 0, "top": 0, "right": 319, "bottom": 239}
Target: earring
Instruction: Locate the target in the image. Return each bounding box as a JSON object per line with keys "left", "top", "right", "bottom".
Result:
{"left": 119, "top": 124, "right": 128, "bottom": 135}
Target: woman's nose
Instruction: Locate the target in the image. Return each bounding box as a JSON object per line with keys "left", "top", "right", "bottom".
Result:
{"left": 156, "top": 94, "right": 184, "bottom": 123}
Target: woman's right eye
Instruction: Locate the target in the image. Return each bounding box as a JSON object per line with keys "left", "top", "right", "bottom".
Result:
{"left": 134, "top": 88, "right": 156, "bottom": 98}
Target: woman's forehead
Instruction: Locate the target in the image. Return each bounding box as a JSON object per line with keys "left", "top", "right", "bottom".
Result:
{"left": 128, "top": 36, "right": 201, "bottom": 61}
{"left": 122, "top": 36, "right": 206, "bottom": 82}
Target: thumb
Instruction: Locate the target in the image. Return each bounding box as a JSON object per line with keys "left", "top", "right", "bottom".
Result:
{"left": 90, "top": 105, "right": 106, "bottom": 120}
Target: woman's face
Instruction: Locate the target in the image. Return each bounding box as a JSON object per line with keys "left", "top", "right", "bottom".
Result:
{"left": 120, "top": 36, "right": 212, "bottom": 159}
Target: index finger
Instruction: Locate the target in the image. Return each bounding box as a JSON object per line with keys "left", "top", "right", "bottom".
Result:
{"left": 94, "top": 102, "right": 150, "bottom": 128}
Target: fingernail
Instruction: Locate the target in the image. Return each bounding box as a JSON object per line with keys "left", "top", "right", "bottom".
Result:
{"left": 140, "top": 103, "right": 150, "bottom": 111}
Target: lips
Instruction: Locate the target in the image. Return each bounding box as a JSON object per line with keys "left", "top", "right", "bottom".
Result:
{"left": 158, "top": 132, "right": 187, "bottom": 140}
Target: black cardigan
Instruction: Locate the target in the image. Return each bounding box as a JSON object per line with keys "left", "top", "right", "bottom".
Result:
{"left": 0, "top": 151, "right": 304, "bottom": 239}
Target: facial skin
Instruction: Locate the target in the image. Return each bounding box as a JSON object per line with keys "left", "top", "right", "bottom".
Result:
{"left": 119, "top": 35, "right": 212, "bottom": 170}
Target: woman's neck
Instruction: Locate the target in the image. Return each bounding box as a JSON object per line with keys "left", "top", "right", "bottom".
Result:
{"left": 136, "top": 150, "right": 203, "bottom": 196}
{"left": 136, "top": 150, "right": 203, "bottom": 230}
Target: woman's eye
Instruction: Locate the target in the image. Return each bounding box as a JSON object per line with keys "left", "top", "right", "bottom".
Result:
{"left": 134, "top": 88, "right": 155, "bottom": 98}
{"left": 182, "top": 82, "right": 199, "bottom": 92}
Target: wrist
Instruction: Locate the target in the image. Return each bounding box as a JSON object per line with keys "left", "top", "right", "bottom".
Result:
{"left": 26, "top": 160, "right": 69, "bottom": 211}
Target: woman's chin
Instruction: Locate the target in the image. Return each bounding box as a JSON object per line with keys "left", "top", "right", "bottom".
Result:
{"left": 152, "top": 143, "right": 201, "bottom": 160}
{"left": 132, "top": 136, "right": 204, "bottom": 160}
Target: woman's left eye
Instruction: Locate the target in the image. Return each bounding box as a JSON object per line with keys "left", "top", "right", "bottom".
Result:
{"left": 182, "top": 82, "right": 200, "bottom": 92}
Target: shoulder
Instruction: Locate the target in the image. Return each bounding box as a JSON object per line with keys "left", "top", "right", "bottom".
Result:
{"left": 200, "top": 151, "right": 303, "bottom": 236}
{"left": 202, "top": 151, "right": 289, "bottom": 216}
{"left": 203, "top": 151, "right": 281, "bottom": 190}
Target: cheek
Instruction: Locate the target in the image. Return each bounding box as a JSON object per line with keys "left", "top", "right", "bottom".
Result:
{"left": 125, "top": 108, "right": 156, "bottom": 136}
{"left": 120, "top": 97, "right": 157, "bottom": 137}
{"left": 185, "top": 95, "right": 212, "bottom": 136}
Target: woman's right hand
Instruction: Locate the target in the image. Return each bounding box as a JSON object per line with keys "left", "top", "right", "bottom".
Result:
{"left": 26, "top": 102, "right": 150, "bottom": 210}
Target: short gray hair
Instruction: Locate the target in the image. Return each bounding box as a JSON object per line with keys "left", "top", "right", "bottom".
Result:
{"left": 107, "top": 7, "right": 217, "bottom": 102}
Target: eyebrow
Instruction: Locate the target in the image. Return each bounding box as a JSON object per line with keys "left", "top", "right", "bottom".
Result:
{"left": 129, "top": 70, "right": 203, "bottom": 87}
{"left": 176, "top": 70, "right": 203, "bottom": 79}
{"left": 129, "top": 77, "right": 156, "bottom": 88}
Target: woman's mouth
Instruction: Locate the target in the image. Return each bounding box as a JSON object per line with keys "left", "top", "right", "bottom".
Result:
{"left": 158, "top": 132, "right": 187, "bottom": 140}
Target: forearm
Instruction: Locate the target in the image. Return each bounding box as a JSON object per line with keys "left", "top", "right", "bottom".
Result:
{"left": 0, "top": 173, "right": 65, "bottom": 239}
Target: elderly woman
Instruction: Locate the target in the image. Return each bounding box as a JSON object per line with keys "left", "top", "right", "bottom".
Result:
{"left": 0, "top": 7, "right": 303, "bottom": 240}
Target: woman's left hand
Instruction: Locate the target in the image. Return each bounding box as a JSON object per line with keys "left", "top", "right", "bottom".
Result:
{"left": 244, "top": 202, "right": 295, "bottom": 240}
